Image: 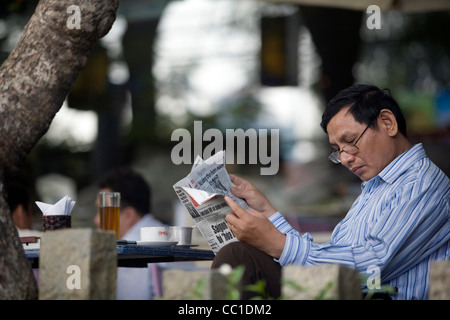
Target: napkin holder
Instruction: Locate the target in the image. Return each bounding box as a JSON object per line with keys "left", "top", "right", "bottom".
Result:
{"left": 36, "top": 196, "right": 75, "bottom": 231}
{"left": 43, "top": 215, "right": 71, "bottom": 231}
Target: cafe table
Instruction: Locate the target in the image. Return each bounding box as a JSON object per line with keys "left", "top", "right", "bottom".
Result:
{"left": 25, "top": 240, "right": 216, "bottom": 268}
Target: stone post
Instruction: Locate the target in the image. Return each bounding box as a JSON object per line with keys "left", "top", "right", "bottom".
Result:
{"left": 282, "top": 264, "right": 361, "bottom": 300}
{"left": 429, "top": 260, "right": 450, "bottom": 300}
{"left": 39, "top": 228, "right": 117, "bottom": 300}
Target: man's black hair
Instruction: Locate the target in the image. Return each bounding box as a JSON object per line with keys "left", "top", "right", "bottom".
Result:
{"left": 320, "top": 84, "right": 407, "bottom": 137}
{"left": 5, "top": 180, "right": 30, "bottom": 214}
{"left": 98, "top": 167, "right": 151, "bottom": 216}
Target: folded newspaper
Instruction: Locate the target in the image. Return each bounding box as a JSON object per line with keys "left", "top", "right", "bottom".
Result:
{"left": 173, "top": 151, "right": 248, "bottom": 253}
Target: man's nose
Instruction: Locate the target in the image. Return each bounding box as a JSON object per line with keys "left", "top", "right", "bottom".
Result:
{"left": 340, "top": 151, "right": 355, "bottom": 167}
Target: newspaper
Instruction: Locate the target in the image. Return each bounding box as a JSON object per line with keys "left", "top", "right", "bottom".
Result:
{"left": 173, "top": 151, "right": 248, "bottom": 253}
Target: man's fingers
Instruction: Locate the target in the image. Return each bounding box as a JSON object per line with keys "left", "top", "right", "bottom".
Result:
{"left": 229, "top": 174, "right": 247, "bottom": 190}
{"left": 246, "top": 208, "right": 263, "bottom": 218}
{"left": 224, "top": 196, "right": 245, "bottom": 218}
{"left": 225, "top": 213, "right": 238, "bottom": 229}
{"left": 229, "top": 175, "right": 253, "bottom": 199}
{"left": 229, "top": 174, "right": 240, "bottom": 184}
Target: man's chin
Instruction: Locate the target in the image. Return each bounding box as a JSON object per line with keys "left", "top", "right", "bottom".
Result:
{"left": 351, "top": 167, "right": 375, "bottom": 182}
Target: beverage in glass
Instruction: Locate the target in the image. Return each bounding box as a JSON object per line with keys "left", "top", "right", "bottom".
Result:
{"left": 98, "top": 192, "right": 120, "bottom": 239}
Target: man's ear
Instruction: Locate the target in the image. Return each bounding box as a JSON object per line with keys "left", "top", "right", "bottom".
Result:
{"left": 121, "top": 206, "right": 140, "bottom": 224}
{"left": 378, "top": 109, "right": 398, "bottom": 137}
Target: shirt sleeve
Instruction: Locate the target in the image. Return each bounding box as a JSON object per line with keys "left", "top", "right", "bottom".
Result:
{"left": 268, "top": 212, "right": 314, "bottom": 265}
{"left": 269, "top": 181, "right": 449, "bottom": 282}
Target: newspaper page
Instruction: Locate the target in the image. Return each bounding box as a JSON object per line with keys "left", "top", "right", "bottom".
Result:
{"left": 173, "top": 151, "right": 248, "bottom": 253}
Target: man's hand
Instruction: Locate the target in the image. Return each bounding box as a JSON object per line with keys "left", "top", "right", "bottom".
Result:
{"left": 229, "top": 174, "right": 277, "bottom": 218}
{"left": 225, "top": 196, "right": 285, "bottom": 259}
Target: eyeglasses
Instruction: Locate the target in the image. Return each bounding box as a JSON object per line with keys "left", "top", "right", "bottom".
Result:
{"left": 328, "top": 124, "right": 371, "bottom": 164}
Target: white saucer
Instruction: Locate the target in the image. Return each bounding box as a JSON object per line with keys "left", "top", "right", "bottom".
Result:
{"left": 136, "top": 241, "right": 178, "bottom": 247}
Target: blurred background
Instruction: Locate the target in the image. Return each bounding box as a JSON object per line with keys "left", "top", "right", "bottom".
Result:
{"left": 1, "top": 0, "right": 449, "bottom": 235}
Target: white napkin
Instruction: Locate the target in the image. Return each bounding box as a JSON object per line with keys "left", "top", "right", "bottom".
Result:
{"left": 181, "top": 187, "right": 217, "bottom": 206}
{"left": 35, "top": 195, "right": 76, "bottom": 216}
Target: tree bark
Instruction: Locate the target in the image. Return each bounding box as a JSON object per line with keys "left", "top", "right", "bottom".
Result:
{"left": 0, "top": 0, "right": 118, "bottom": 299}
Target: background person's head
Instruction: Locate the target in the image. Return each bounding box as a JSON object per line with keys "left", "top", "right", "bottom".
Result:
{"left": 5, "top": 180, "right": 34, "bottom": 230}
{"left": 321, "top": 84, "right": 411, "bottom": 181}
{"left": 94, "top": 167, "right": 152, "bottom": 238}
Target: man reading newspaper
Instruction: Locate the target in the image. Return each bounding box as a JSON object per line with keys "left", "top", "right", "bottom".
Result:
{"left": 208, "top": 84, "right": 449, "bottom": 300}
{"left": 174, "top": 85, "right": 449, "bottom": 300}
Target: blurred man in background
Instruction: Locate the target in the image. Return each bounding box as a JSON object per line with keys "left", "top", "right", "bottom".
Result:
{"left": 5, "top": 179, "right": 42, "bottom": 238}
{"left": 94, "top": 167, "right": 165, "bottom": 299}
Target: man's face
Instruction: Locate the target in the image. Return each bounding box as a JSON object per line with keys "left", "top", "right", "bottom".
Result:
{"left": 326, "top": 106, "right": 396, "bottom": 181}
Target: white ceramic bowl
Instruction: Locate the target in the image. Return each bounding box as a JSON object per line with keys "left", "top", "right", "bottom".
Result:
{"left": 140, "top": 226, "right": 171, "bottom": 242}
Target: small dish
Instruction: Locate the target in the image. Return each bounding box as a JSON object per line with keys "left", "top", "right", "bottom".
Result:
{"left": 136, "top": 241, "right": 178, "bottom": 247}
{"left": 177, "top": 244, "right": 199, "bottom": 248}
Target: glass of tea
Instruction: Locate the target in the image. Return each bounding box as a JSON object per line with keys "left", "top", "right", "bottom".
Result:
{"left": 98, "top": 192, "right": 120, "bottom": 240}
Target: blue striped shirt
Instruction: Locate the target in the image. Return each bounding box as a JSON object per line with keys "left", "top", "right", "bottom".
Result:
{"left": 270, "top": 143, "right": 449, "bottom": 299}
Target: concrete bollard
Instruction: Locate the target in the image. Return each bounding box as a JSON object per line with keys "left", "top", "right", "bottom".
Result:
{"left": 429, "top": 260, "right": 450, "bottom": 300}
{"left": 282, "top": 264, "right": 361, "bottom": 300}
{"left": 162, "top": 268, "right": 210, "bottom": 300}
{"left": 39, "top": 228, "right": 117, "bottom": 300}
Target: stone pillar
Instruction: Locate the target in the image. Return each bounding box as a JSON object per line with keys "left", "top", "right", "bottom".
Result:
{"left": 162, "top": 269, "right": 210, "bottom": 300}
{"left": 39, "top": 228, "right": 117, "bottom": 300}
{"left": 207, "top": 269, "right": 230, "bottom": 300}
{"left": 429, "top": 260, "right": 450, "bottom": 300}
{"left": 282, "top": 264, "right": 361, "bottom": 300}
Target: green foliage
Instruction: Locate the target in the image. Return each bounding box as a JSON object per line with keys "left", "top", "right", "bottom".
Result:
{"left": 282, "top": 278, "right": 337, "bottom": 300}
{"left": 313, "top": 281, "right": 336, "bottom": 300}
{"left": 225, "top": 265, "right": 245, "bottom": 300}
{"left": 245, "top": 280, "right": 270, "bottom": 300}
{"left": 359, "top": 273, "right": 397, "bottom": 300}
{"left": 362, "top": 283, "right": 397, "bottom": 300}
{"left": 183, "top": 277, "right": 207, "bottom": 300}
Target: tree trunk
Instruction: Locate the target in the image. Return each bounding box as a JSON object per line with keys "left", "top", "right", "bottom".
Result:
{"left": 0, "top": 0, "right": 118, "bottom": 299}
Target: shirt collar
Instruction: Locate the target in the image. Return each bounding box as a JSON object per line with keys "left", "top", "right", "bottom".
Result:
{"left": 376, "top": 143, "right": 426, "bottom": 184}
